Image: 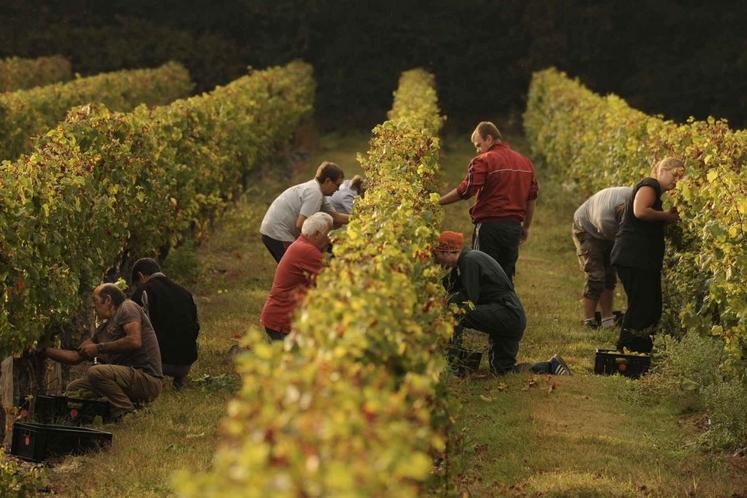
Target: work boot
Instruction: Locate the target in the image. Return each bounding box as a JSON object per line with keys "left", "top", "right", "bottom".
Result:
{"left": 172, "top": 376, "right": 187, "bottom": 390}
{"left": 617, "top": 329, "right": 653, "bottom": 354}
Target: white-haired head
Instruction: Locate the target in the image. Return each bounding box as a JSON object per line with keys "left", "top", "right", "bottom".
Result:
{"left": 301, "top": 212, "right": 333, "bottom": 237}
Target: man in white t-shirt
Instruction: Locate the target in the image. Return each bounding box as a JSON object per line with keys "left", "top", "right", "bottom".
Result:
{"left": 260, "top": 161, "right": 350, "bottom": 262}
{"left": 572, "top": 186, "right": 632, "bottom": 328}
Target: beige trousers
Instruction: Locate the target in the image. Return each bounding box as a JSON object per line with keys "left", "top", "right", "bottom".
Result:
{"left": 66, "top": 364, "right": 162, "bottom": 411}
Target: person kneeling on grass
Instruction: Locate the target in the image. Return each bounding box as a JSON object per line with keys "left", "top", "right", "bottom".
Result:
{"left": 260, "top": 212, "right": 333, "bottom": 341}
{"left": 42, "top": 283, "right": 163, "bottom": 419}
{"left": 434, "top": 231, "right": 570, "bottom": 377}
{"left": 131, "top": 258, "right": 199, "bottom": 390}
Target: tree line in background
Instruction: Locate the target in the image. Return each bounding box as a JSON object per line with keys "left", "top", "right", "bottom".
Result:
{"left": 1, "top": 0, "right": 746, "bottom": 128}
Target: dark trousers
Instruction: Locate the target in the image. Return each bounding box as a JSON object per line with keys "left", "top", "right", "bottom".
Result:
{"left": 473, "top": 220, "right": 522, "bottom": 281}
{"left": 265, "top": 327, "right": 287, "bottom": 342}
{"left": 262, "top": 235, "right": 290, "bottom": 263}
{"left": 615, "top": 265, "right": 661, "bottom": 352}
{"left": 163, "top": 364, "right": 191, "bottom": 389}
{"left": 66, "top": 365, "right": 162, "bottom": 412}
{"left": 452, "top": 300, "right": 526, "bottom": 375}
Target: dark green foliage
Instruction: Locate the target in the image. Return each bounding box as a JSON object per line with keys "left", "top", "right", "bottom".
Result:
{"left": 2, "top": 1, "right": 746, "bottom": 126}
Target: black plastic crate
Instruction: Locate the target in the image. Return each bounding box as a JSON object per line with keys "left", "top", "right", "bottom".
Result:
{"left": 32, "top": 395, "right": 69, "bottom": 424}
{"left": 594, "top": 349, "right": 651, "bottom": 378}
{"left": 33, "top": 395, "right": 113, "bottom": 425}
{"left": 449, "top": 346, "right": 484, "bottom": 374}
{"left": 11, "top": 422, "right": 112, "bottom": 462}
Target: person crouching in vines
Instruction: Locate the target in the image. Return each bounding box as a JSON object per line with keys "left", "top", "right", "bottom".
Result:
{"left": 611, "top": 157, "right": 685, "bottom": 353}
{"left": 433, "top": 231, "right": 571, "bottom": 377}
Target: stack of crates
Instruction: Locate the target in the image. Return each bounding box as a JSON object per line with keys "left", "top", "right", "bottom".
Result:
{"left": 10, "top": 395, "right": 113, "bottom": 462}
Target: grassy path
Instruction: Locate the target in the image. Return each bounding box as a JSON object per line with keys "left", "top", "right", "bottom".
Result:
{"left": 43, "top": 128, "right": 745, "bottom": 496}
{"left": 439, "top": 129, "right": 747, "bottom": 497}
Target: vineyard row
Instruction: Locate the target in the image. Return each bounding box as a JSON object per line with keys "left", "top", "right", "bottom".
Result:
{"left": 0, "top": 55, "right": 72, "bottom": 93}
{"left": 525, "top": 68, "right": 747, "bottom": 366}
{"left": 0, "top": 61, "right": 315, "bottom": 357}
{"left": 177, "top": 69, "right": 452, "bottom": 497}
{"left": 0, "top": 61, "right": 192, "bottom": 159}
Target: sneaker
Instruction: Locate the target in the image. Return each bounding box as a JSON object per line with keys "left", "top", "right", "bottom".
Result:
{"left": 549, "top": 354, "right": 572, "bottom": 375}
{"left": 583, "top": 318, "right": 600, "bottom": 330}
{"left": 600, "top": 316, "right": 617, "bottom": 329}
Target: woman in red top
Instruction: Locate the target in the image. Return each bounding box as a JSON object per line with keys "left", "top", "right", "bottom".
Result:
{"left": 260, "top": 212, "right": 333, "bottom": 341}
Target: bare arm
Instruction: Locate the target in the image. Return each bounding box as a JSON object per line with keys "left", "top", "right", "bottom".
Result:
{"left": 439, "top": 188, "right": 462, "bottom": 205}
{"left": 633, "top": 186, "right": 678, "bottom": 223}
{"left": 79, "top": 321, "right": 143, "bottom": 357}
{"left": 298, "top": 212, "right": 349, "bottom": 232}
{"left": 44, "top": 347, "right": 86, "bottom": 365}
{"left": 520, "top": 199, "right": 537, "bottom": 243}
{"left": 331, "top": 212, "right": 349, "bottom": 225}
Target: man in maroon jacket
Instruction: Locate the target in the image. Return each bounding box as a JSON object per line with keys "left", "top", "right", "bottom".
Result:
{"left": 440, "top": 121, "right": 538, "bottom": 282}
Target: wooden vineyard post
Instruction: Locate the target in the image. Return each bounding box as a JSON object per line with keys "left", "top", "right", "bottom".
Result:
{"left": 1, "top": 356, "right": 14, "bottom": 448}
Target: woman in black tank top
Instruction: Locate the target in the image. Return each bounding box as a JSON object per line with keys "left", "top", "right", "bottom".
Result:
{"left": 611, "top": 157, "right": 684, "bottom": 353}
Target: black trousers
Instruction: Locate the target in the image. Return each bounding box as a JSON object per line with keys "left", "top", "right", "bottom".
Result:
{"left": 615, "top": 265, "right": 661, "bottom": 352}
{"left": 452, "top": 300, "right": 526, "bottom": 375}
{"left": 265, "top": 327, "right": 287, "bottom": 342}
{"left": 163, "top": 364, "right": 191, "bottom": 388}
{"left": 473, "top": 220, "right": 522, "bottom": 282}
{"left": 262, "top": 235, "right": 288, "bottom": 263}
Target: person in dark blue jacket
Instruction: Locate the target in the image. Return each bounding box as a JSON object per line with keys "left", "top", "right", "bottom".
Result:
{"left": 434, "top": 231, "right": 570, "bottom": 376}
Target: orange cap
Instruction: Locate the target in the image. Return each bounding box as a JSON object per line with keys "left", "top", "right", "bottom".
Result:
{"left": 435, "top": 231, "right": 464, "bottom": 252}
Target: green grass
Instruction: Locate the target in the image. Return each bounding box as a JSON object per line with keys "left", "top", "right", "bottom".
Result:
{"left": 44, "top": 191, "right": 276, "bottom": 497}
{"left": 438, "top": 125, "right": 747, "bottom": 497}
{"left": 38, "top": 127, "right": 747, "bottom": 497}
